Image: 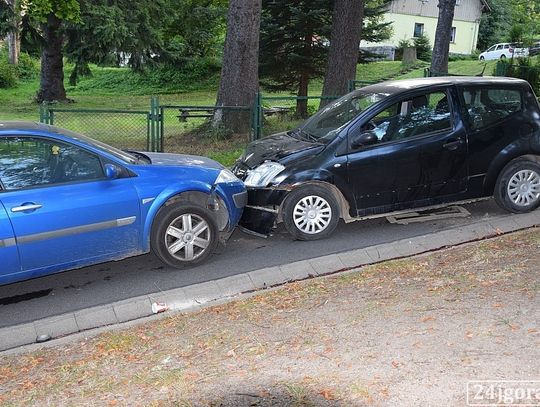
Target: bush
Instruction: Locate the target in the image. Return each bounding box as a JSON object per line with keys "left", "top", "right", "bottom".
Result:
{"left": 16, "top": 52, "right": 40, "bottom": 80}
{"left": 0, "top": 58, "right": 17, "bottom": 88}
{"left": 496, "top": 57, "right": 540, "bottom": 93}
{"left": 141, "top": 57, "right": 222, "bottom": 93}
{"left": 448, "top": 53, "right": 473, "bottom": 62}
{"left": 413, "top": 34, "right": 432, "bottom": 62}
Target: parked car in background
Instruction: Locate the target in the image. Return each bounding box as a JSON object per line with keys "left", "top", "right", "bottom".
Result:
{"left": 0, "top": 122, "right": 246, "bottom": 285}
{"left": 529, "top": 41, "right": 540, "bottom": 57}
{"left": 479, "top": 43, "right": 522, "bottom": 60}
{"left": 234, "top": 77, "right": 540, "bottom": 240}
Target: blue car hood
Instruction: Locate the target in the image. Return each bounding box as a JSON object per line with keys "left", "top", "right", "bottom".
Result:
{"left": 143, "top": 152, "right": 224, "bottom": 169}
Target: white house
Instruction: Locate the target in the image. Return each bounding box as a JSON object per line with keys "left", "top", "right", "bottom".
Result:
{"left": 361, "top": 0, "right": 491, "bottom": 55}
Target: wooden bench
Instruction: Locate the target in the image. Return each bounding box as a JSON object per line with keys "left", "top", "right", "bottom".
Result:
{"left": 177, "top": 107, "right": 215, "bottom": 122}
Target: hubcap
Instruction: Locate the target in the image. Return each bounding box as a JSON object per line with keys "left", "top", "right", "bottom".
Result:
{"left": 507, "top": 169, "right": 540, "bottom": 207}
{"left": 293, "top": 195, "right": 332, "bottom": 234}
{"left": 165, "top": 214, "right": 211, "bottom": 261}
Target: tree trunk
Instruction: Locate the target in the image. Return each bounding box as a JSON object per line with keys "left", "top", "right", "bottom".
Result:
{"left": 214, "top": 0, "right": 262, "bottom": 134}
{"left": 7, "top": 31, "right": 20, "bottom": 65}
{"left": 297, "top": 71, "right": 309, "bottom": 119}
{"left": 320, "top": 0, "right": 364, "bottom": 108}
{"left": 6, "top": 0, "right": 19, "bottom": 65}
{"left": 296, "top": 32, "right": 314, "bottom": 118}
{"left": 430, "top": 0, "right": 457, "bottom": 75}
{"left": 37, "top": 13, "right": 67, "bottom": 103}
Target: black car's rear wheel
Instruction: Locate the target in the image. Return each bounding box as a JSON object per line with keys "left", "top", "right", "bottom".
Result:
{"left": 282, "top": 185, "right": 340, "bottom": 241}
{"left": 494, "top": 158, "right": 540, "bottom": 213}
{"left": 151, "top": 203, "right": 218, "bottom": 267}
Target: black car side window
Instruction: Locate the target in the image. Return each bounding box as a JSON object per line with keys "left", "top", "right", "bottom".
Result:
{"left": 461, "top": 87, "right": 522, "bottom": 131}
{"left": 0, "top": 137, "right": 105, "bottom": 191}
{"left": 361, "top": 91, "right": 452, "bottom": 144}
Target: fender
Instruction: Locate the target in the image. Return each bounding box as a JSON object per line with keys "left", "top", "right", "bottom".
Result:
{"left": 280, "top": 168, "right": 355, "bottom": 215}
{"left": 484, "top": 137, "right": 540, "bottom": 195}
{"left": 141, "top": 181, "right": 213, "bottom": 251}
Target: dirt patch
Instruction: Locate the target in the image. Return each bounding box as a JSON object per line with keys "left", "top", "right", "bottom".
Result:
{"left": 1, "top": 229, "right": 539, "bottom": 406}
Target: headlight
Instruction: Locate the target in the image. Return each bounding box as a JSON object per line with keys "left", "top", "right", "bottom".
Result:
{"left": 215, "top": 168, "right": 240, "bottom": 184}
{"left": 244, "top": 161, "right": 285, "bottom": 187}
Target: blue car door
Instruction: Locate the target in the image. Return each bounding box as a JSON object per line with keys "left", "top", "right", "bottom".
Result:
{"left": 0, "top": 135, "right": 141, "bottom": 274}
{"left": 0, "top": 200, "right": 20, "bottom": 277}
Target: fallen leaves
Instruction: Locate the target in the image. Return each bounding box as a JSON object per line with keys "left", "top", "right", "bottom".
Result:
{"left": 319, "top": 388, "right": 337, "bottom": 400}
{"left": 1, "top": 228, "right": 540, "bottom": 406}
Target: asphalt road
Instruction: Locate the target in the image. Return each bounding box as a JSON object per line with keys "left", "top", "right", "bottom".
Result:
{"left": 0, "top": 199, "right": 511, "bottom": 328}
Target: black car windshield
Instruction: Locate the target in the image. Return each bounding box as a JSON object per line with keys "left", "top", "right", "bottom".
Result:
{"left": 297, "top": 90, "right": 390, "bottom": 142}
{"left": 55, "top": 128, "right": 139, "bottom": 164}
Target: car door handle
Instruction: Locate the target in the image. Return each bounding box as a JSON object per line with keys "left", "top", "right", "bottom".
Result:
{"left": 443, "top": 139, "right": 464, "bottom": 151}
{"left": 11, "top": 204, "right": 43, "bottom": 213}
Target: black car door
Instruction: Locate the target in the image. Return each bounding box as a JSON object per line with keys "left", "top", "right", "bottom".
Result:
{"left": 346, "top": 87, "right": 468, "bottom": 215}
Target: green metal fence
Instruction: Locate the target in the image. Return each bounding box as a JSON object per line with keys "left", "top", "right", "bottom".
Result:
{"left": 40, "top": 96, "right": 162, "bottom": 152}
{"left": 252, "top": 93, "right": 342, "bottom": 140}
{"left": 38, "top": 90, "right": 363, "bottom": 150}
{"left": 159, "top": 104, "right": 253, "bottom": 153}
{"left": 347, "top": 80, "right": 377, "bottom": 92}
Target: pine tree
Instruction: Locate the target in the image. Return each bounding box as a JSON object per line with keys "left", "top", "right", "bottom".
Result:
{"left": 259, "top": 0, "right": 332, "bottom": 117}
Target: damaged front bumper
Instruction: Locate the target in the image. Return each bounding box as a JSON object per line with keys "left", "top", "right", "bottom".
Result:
{"left": 239, "top": 187, "right": 290, "bottom": 236}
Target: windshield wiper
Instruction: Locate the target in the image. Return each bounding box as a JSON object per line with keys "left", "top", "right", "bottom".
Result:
{"left": 298, "top": 129, "right": 320, "bottom": 143}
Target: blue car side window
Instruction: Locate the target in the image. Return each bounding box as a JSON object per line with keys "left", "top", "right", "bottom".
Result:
{"left": 0, "top": 136, "right": 105, "bottom": 190}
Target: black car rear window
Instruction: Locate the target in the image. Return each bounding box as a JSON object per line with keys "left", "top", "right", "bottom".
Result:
{"left": 461, "top": 87, "right": 522, "bottom": 131}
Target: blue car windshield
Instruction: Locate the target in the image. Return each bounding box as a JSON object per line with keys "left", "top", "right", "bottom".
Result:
{"left": 57, "top": 128, "right": 139, "bottom": 164}
{"left": 296, "top": 90, "right": 390, "bottom": 142}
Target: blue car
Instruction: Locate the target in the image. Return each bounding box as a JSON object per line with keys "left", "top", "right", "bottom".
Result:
{"left": 0, "top": 121, "right": 246, "bottom": 286}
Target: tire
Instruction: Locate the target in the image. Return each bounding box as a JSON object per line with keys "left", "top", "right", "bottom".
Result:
{"left": 479, "top": 56, "right": 485, "bottom": 61}
{"left": 494, "top": 158, "right": 540, "bottom": 213}
{"left": 151, "top": 203, "right": 218, "bottom": 268}
{"left": 282, "top": 184, "right": 340, "bottom": 241}
{"left": 500, "top": 54, "right": 506, "bottom": 60}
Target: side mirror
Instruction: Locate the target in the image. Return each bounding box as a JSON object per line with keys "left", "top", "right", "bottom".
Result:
{"left": 351, "top": 130, "right": 378, "bottom": 149}
{"left": 104, "top": 163, "right": 121, "bottom": 179}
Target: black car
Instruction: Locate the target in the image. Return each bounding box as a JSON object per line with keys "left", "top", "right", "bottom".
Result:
{"left": 233, "top": 77, "right": 540, "bottom": 240}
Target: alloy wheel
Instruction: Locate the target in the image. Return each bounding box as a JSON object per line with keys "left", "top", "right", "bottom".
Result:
{"left": 165, "top": 213, "right": 211, "bottom": 261}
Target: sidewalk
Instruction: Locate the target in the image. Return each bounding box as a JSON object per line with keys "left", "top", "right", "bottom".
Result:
{"left": 1, "top": 209, "right": 539, "bottom": 352}
{"left": 2, "top": 220, "right": 539, "bottom": 406}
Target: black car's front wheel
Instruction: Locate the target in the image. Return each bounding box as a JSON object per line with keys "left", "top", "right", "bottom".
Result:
{"left": 282, "top": 185, "right": 340, "bottom": 241}
{"left": 151, "top": 203, "right": 218, "bottom": 268}
{"left": 494, "top": 157, "right": 540, "bottom": 213}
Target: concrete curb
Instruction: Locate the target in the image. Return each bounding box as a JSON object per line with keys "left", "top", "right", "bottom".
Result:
{"left": 1, "top": 210, "right": 540, "bottom": 352}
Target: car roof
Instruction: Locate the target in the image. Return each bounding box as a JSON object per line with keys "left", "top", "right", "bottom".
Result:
{"left": 360, "top": 76, "right": 527, "bottom": 95}
{"left": 0, "top": 121, "right": 59, "bottom": 132}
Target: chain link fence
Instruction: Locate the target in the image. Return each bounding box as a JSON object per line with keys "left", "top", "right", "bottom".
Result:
{"left": 40, "top": 106, "right": 152, "bottom": 151}
{"left": 253, "top": 94, "right": 342, "bottom": 139}
{"left": 159, "top": 105, "right": 252, "bottom": 155}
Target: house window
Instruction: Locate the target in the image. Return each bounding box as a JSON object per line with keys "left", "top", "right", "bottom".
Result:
{"left": 456, "top": 0, "right": 461, "bottom": 4}
{"left": 450, "top": 27, "right": 456, "bottom": 43}
{"left": 414, "top": 23, "right": 424, "bottom": 38}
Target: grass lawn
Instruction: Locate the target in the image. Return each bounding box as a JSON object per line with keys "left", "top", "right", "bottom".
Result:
{"left": 0, "top": 59, "right": 498, "bottom": 166}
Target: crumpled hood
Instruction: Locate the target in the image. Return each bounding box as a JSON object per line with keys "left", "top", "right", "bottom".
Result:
{"left": 239, "top": 132, "right": 324, "bottom": 168}
{"left": 143, "top": 152, "right": 224, "bottom": 169}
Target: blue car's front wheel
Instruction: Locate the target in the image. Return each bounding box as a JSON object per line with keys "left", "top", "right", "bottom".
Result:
{"left": 151, "top": 203, "right": 219, "bottom": 268}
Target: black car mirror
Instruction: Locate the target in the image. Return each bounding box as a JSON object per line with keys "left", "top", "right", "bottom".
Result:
{"left": 351, "top": 130, "right": 378, "bottom": 149}
{"left": 104, "top": 163, "right": 121, "bottom": 179}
